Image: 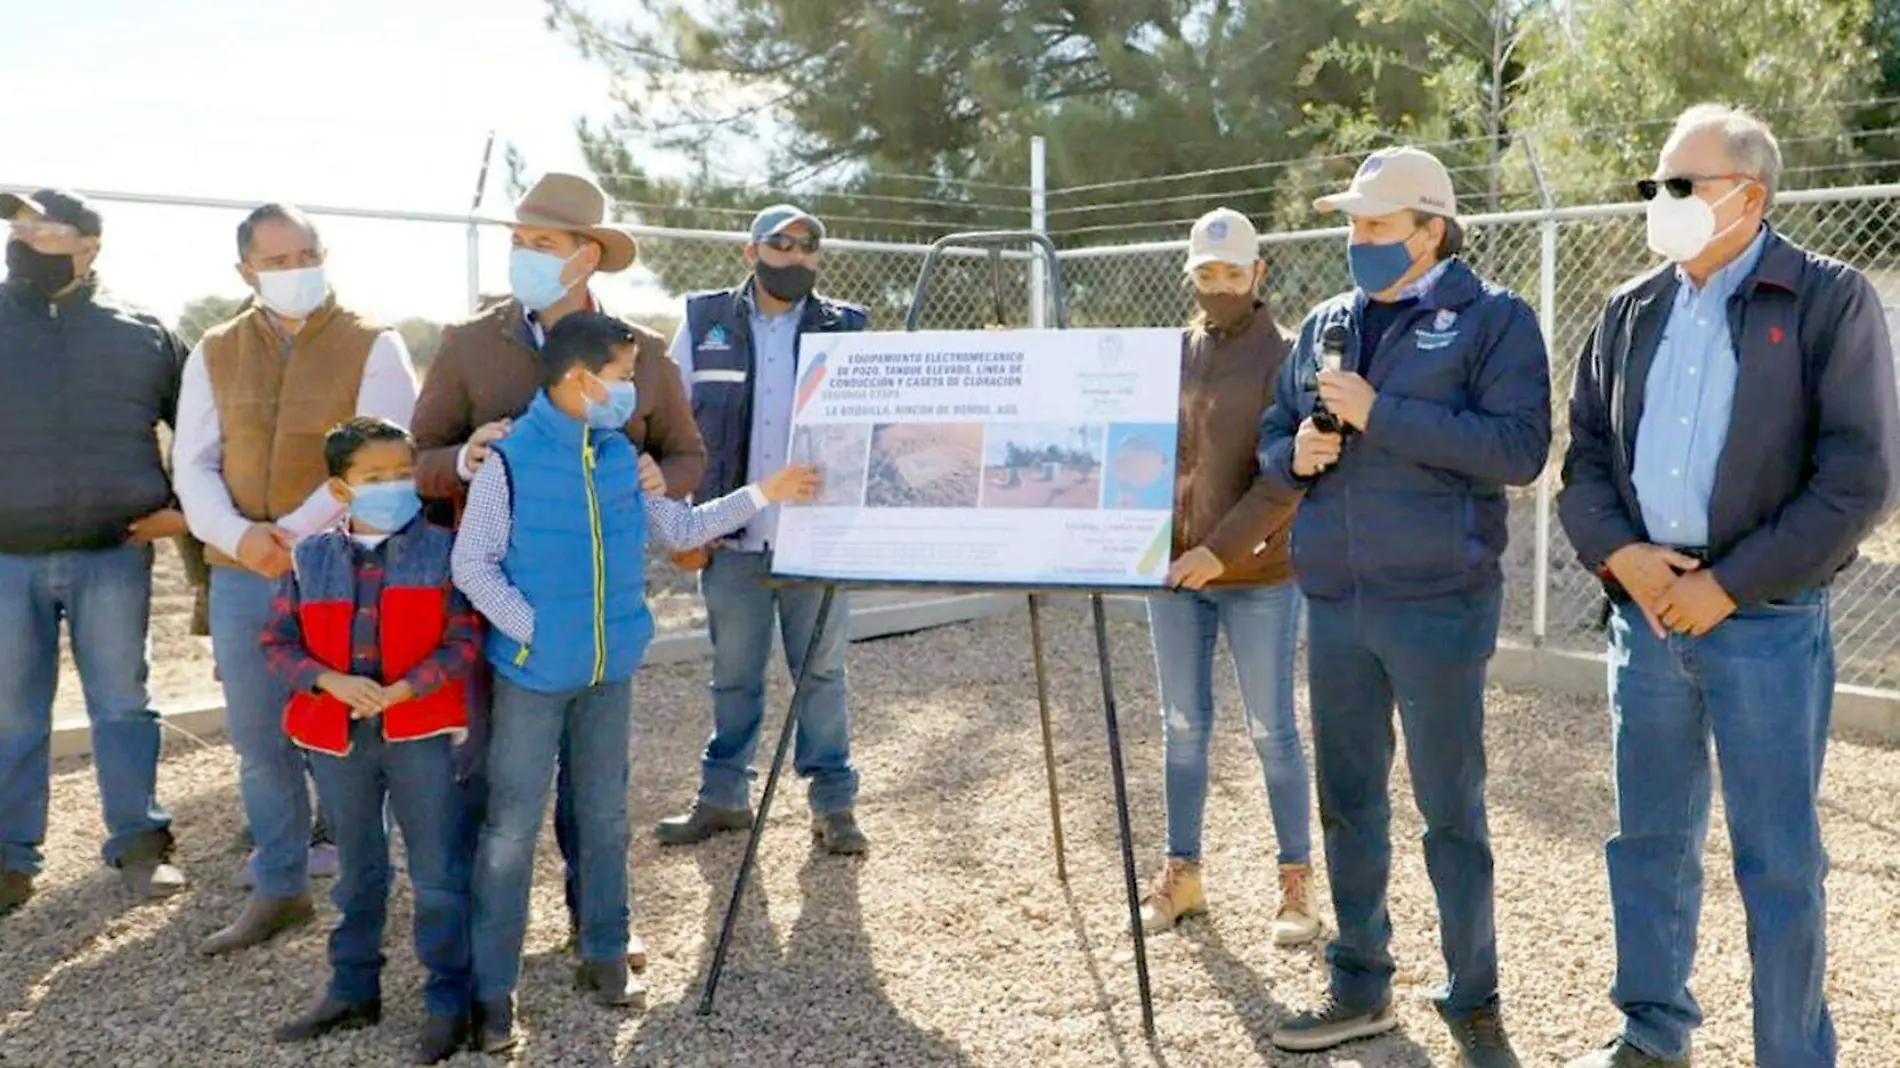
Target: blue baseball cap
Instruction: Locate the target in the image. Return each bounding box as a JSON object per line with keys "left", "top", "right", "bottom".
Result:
{"left": 749, "top": 203, "right": 825, "bottom": 243}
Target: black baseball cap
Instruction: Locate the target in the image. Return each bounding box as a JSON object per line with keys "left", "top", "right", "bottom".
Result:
{"left": 0, "top": 189, "right": 103, "bottom": 238}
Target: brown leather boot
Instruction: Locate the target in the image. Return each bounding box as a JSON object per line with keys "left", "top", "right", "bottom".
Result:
{"left": 575, "top": 958, "right": 648, "bottom": 1009}
{"left": 199, "top": 892, "right": 314, "bottom": 956}
{"left": 114, "top": 828, "right": 186, "bottom": 901}
{"left": 564, "top": 909, "right": 649, "bottom": 971}
{"left": 0, "top": 869, "right": 32, "bottom": 916}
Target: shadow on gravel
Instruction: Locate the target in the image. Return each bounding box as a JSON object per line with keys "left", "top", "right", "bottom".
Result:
{"left": 1187, "top": 922, "right": 1436, "bottom": 1068}
{"left": 0, "top": 759, "right": 343, "bottom": 1067}
{"left": 619, "top": 844, "right": 972, "bottom": 1067}
{"left": 1058, "top": 881, "right": 1145, "bottom": 1068}
{"left": 0, "top": 753, "right": 252, "bottom": 1025}
{"left": 1472, "top": 683, "right": 1618, "bottom": 850}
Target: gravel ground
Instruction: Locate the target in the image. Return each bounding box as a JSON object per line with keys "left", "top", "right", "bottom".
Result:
{"left": 7, "top": 602, "right": 1899, "bottom": 1067}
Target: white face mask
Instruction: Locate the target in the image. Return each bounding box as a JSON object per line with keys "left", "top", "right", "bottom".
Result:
{"left": 255, "top": 265, "right": 329, "bottom": 319}
{"left": 1645, "top": 182, "right": 1751, "bottom": 263}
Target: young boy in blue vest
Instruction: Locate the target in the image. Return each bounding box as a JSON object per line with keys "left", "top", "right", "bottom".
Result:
{"left": 451, "top": 311, "right": 817, "bottom": 1053}
{"left": 259, "top": 416, "right": 481, "bottom": 1064}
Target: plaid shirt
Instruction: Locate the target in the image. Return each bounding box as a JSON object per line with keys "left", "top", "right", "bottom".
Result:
{"left": 262, "top": 533, "right": 482, "bottom": 697}
{"left": 452, "top": 451, "right": 767, "bottom": 646}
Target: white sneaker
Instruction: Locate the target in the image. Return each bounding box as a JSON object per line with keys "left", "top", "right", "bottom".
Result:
{"left": 1272, "top": 862, "right": 1323, "bottom": 946}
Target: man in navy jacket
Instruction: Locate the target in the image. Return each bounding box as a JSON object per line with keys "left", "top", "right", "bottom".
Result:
{"left": 0, "top": 190, "right": 191, "bottom": 916}
{"left": 1558, "top": 105, "right": 1898, "bottom": 1068}
{"left": 1259, "top": 147, "right": 1550, "bottom": 1068}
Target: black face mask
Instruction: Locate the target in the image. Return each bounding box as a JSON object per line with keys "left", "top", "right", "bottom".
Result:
{"left": 755, "top": 261, "right": 817, "bottom": 303}
{"left": 1194, "top": 290, "right": 1256, "bottom": 333}
{"left": 6, "top": 240, "right": 77, "bottom": 300}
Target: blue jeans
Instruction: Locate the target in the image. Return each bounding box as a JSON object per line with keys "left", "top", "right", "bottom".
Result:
{"left": 308, "top": 724, "right": 471, "bottom": 1018}
{"left": 1148, "top": 582, "right": 1311, "bottom": 865}
{"left": 0, "top": 546, "right": 170, "bottom": 874}
{"left": 697, "top": 551, "right": 857, "bottom": 814}
{"left": 1306, "top": 589, "right": 1501, "bottom": 1015}
{"left": 555, "top": 734, "right": 584, "bottom": 924}
{"left": 1606, "top": 591, "right": 1837, "bottom": 1067}
{"left": 211, "top": 565, "right": 309, "bottom": 898}
{"left": 471, "top": 677, "right": 632, "bottom": 1001}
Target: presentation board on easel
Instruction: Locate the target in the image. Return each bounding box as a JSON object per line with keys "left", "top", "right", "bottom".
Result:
{"left": 698, "top": 234, "right": 1180, "bottom": 1042}
{"left": 771, "top": 328, "right": 1184, "bottom": 589}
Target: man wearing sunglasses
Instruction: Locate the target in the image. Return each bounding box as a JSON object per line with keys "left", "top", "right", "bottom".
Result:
{"left": 0, "top": 190, "right": 191, "bottom": 915}
{"left": 656, "top": 204, "right": 871, "bottom": 855}
{"left": 1559, "top": 104, "right": 1900, "bottom": 1068}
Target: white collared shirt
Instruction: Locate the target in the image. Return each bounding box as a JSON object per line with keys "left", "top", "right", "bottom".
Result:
{"left": 173, "top": 327, "right": 419, "bottom": 558}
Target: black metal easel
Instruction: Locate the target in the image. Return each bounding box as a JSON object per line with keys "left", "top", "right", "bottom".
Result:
{"left": 695, "top": 231, "right": 1155, "bottom": 1039}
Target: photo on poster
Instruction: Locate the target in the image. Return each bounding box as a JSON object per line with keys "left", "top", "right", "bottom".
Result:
{"left": 978, "top": 423, "right": 1105, "bottom": 510}
{"left": 865, "top": 423, "right": 985, "bottom": 508}
{"left": 1102, "top": 423, "right": 1178, "bottom": 511}
{"left": 788, "top": 423, "right": 872, "bottom": 507}
{"left": 773, "top": 328, "right": 1184, "bottom": 589}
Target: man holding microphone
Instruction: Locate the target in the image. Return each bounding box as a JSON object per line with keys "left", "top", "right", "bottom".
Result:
{"left": 1258, "top": 147, "right": 1551, "bottom": 1067}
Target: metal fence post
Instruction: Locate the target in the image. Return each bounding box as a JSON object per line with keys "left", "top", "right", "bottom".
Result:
{"left": 1525, "top": 137, "right": 1557, "bottom": 646}
{"left": 466, "top": 131, "right": 495, "bottom": 315}
{"left": 1030, "top": 136, "right": 1048, "bottom": 328}
{"left": 1533, "top": 215, "right": 1556, "bottom": 645}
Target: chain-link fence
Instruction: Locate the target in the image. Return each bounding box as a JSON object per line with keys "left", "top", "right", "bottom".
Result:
{"left": 21, "top": 183, "right": 1900, "bottom": 692}
{"left": 1058, "top": 186, "right": 1900, "bottom": 693}
{"left": 625, "top": 229, "right": 1036, "bottom": 334}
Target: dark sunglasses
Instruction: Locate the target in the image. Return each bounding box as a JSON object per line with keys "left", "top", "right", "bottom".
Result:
{"left": 760, "top": 233, "right": 820, "bottom": 254}
{"left": 1636, "top": 173, "right": 1753, "bottom": 201}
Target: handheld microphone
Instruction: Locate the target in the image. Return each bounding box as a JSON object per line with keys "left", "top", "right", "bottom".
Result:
{"left": 1312, "top": 323, "right": 1355, "bottom": 436}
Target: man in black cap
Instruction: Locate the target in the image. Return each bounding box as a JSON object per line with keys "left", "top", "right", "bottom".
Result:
{"left": 0, "top": 189, "right": 191, "bottom": 915}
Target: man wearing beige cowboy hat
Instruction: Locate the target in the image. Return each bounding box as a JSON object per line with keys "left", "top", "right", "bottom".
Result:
{"left": 412, "top": 172, "right": 705, "bottom": 990}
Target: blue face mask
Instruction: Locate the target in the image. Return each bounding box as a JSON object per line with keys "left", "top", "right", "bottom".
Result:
{"left": 349, "top": 479, "right": 422, "bottom": 533}
{"left": 585, "top": 378, "right": 638, "bottom": 429}
{"left": 509, "top": 247, "right": 577, "bottom": 311}
{"left": 1347, "top": 231, "right": 1422, "bottom": 296}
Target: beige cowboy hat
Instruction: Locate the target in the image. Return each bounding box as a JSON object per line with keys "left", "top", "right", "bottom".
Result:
{"left": 511, "top": 173, "right": 637, "bottom": 273}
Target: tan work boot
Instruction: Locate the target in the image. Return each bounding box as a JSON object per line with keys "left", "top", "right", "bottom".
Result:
{"left": 1272, "top": 862, "right": 1323, "bottom": 946}
{"left": 1138, "top": 857, "right": 1206, "bottom": 933}
{"left": 200, "top": 892, "right": 314, "bottom": 956}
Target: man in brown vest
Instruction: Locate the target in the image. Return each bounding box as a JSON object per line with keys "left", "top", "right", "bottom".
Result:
{"left": 175, "top": 203, "right": 420, "bottom": 955}
{"left": 412, "top": 172, "right": 704, "bottom": 971}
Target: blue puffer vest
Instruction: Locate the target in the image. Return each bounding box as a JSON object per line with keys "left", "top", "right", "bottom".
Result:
{"left": 484, "top": 392, "right": 653, "bottom": 693}
{"left": 684, "top": 283, "right": 867, "bottom": 501}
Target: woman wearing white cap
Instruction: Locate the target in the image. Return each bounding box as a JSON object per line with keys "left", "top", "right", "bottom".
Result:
{"left": 1137, "top": 207, "right": 1322, "bottom": 945}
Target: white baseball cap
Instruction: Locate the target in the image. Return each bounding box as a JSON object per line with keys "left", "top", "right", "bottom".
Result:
{"left": 1185, "top": 208, "right": 1260, "bottom": 270}
{"left": 1314, "top": 147, "right": 1459, "bottom": 218}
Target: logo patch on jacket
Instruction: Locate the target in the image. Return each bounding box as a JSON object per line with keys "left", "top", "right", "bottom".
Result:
{"left": 1415, "top": 311, "right": 1460, "bottom": 351}
{"left": 701, "top": 324, "right": 732, "bottom": 350}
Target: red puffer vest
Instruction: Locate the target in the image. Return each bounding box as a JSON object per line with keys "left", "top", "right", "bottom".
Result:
{"left": 282, "top": 523, "right": 471, "bottom": 756}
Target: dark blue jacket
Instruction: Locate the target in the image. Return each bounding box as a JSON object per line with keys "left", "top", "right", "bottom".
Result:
{"left": 1259, "top": 258, "right": 1552, "bottom": 601}
{"left": 0, "top": 279, "right": 187, "bottom": 554}
{"left": 1558, "top": 227, "right": 1900, "bottom": 606}
{"left": 684, "top": 283, "right": 866, "bottom": 502}
{"left": 486, "top": 393, "right": 653, "bottom": 693}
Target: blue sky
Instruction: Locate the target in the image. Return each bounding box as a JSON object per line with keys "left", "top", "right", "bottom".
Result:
{"left": 5, "top": 0, "right": 724, "bottom": 324}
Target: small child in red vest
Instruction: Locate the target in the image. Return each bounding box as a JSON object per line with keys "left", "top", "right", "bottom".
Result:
{"left": 260, "top": 416, "right": 480, "bottom": 1064}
